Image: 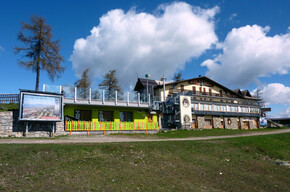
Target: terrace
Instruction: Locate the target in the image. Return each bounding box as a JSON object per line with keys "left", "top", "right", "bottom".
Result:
{"left": 43, "top": 84, "right": 151, "bottom": 108}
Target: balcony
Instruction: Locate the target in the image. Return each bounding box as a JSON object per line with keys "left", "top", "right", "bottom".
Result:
{"left": 43, "top": 84, "right": 151, "bottom": 108}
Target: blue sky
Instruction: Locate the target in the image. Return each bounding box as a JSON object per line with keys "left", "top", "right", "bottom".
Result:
{"left": 0, "top": 0, "right": 289, "bottom": 117}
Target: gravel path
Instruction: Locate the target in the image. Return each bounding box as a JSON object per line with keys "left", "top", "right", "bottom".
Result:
{"left": 0, "top": 129, "right": 289, "bottom": 144}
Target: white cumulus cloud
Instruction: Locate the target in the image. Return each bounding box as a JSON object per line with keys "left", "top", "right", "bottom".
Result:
{"left": 70, "top": 2, "right": 219, "bottom": 88}
{"left": 201, "top": 25, "right": 290, "bottom": 87}
{"left": 252, "top": 83, "right": 290, "bottom": 105}
{"left": 277, "top": 107, "right": 290, "bottom": 118}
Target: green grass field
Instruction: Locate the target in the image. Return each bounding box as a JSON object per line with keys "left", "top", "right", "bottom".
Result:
{"left": 0, "top": 133, "right": 289, "bottom": 191}
{"left": 110, "top": 127, "right": 289, "bottom": 139}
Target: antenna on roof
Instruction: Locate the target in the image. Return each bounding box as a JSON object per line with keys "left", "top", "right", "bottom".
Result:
{"left": 199, "top": 75, "right": 201, "bottom": 77}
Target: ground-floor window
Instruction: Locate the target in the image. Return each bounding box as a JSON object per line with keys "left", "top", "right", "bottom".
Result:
{"left": 120, "top": 111, "right": 133, "bottom": 122}
{"left": 74, "top": 110, "right": 92, "bottom": 121}
{"left": 99, "top": 111, "right": 114, "bottom": 122}
{"left": 205, "top": 119, "right": 212, "bottom": 126}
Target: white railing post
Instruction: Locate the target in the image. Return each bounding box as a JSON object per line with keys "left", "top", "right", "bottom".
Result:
{"left": 43, "top": 84, "right": 45, "bottom": 92}
{"left": 74, "top": 87, "right": 77, "bottom": 103}
{"left": 127, "top": 92, "right": 129, "bottom": 105}
{"left": 115, "top": 90, "right": 117, "bottom": 105}
{"left": 102, "top": 90, "right": 105, "bottom": 104}
{"left": 148, "top": 94, "right": 151, "bottom": 105}
{"left": 89, "top": 88, "right": 91, "bottom": 103}
{"left": 138, "top": 93, "right": 140, "bottom": 106}
{"left": 59, "top": 85, "right": 62, "bottom": 94}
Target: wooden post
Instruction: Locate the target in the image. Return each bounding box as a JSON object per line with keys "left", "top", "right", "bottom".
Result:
{"left": 88, "top": 121, "right": 91, "bottom": 135}
{"left": 119, "top": 121, "right": 121, "bottom": 134}
{"left": 70, "top": 121, "right": 72, "bottom": 135}
{"left": 110, "top": 121, "right": 112, "bottom": 130}
{"left": 146, "top": 122, "right": 148, "bottom": 134}
{"left": 133, "top": 122, "right": 135, "bottom": 134}
{"left": 114, "top": 121, "right": 116, "bottom": 131}
{"left": 77, "top": 121, "right": 79, "bottom": 131}
{"left": 138, "top": 122, "right": 140, "bottom": 130}
{"left": 65, "top": 121, "right": 67, "bottom": 131}
{"left": 104, "top": 121, "right": 106, "bottom": 135}
{"left": 94, "top": 121, "right": 96, "bottom": 131}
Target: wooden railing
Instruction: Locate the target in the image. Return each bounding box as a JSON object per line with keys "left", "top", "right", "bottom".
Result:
{"left": 65, "top": 121, "right": 159, "bottom": 135}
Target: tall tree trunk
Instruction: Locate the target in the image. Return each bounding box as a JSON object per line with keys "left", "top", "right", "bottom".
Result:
{"left": 35, "top": 64, "right": 40, "bottom": 91}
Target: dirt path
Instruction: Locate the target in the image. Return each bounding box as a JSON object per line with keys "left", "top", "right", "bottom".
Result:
{"left": 0, "top": 129, "right": 289, "bottom": 144}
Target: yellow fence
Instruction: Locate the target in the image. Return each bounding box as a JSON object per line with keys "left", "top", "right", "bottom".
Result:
{"left": 65, "top": 121, "right": 159, "bottom": 135}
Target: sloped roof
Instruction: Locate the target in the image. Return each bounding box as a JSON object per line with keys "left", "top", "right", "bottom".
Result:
{"left": 134, "top": 78, "right": 159, "bottom": 91}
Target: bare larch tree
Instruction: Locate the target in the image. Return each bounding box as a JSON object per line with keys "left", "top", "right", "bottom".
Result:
{"left": 15, "top": 15, "right": 64, "bottom": 91}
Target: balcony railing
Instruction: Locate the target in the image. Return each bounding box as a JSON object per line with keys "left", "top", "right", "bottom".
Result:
{"left": 44, "top": 84, "right": 151, "bottom": 106}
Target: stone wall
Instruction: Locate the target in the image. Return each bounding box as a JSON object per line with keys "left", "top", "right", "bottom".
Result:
{"left": 0, "top": 110, "right": 67, "bottom": 137}
{"left": 224, "top": 117, "right": 239, "bottom": 129}
{"left": 213, "top": 116, "right": 222, "bottom": 128}
{"left": 197, "top": 116, "right": 205, "bottom": 129}
{"left": 249, "top": 119, "right": 258, "bottom": 129}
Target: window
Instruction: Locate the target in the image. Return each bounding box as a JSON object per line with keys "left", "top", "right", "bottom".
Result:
{"left": 204, "top": 104, "right": 209, "bottom": 110}
{"left": 213, "top": 105, "right": 217, "bottom": 111}
{"left": 120, "top": 111, "right": 133, "bottom": 122}
{"left": 220, "top": 90, "right": 223, "bottom": 97}
{"left": 192, "top": 86, "right": 196, "bottom": 94}
{"left": 230, "top": 106, "right": 238, "bottom": 112}
{"left": 74, "top": 110, "right": 92, "bottom": 121}
{"left": 180, "top": 85, "right": 184, "bottom": 92}
{"left": 205, "top": 119, "right": 212, "bottom": 126}
{"left": 200, "top": 104, "right": 204, "bottom": 110}
{"left": 99, "top": 111, "right": 114, "bottom": 122}
{"left": 209, "top": 88, "right": 212, "bottom": 96}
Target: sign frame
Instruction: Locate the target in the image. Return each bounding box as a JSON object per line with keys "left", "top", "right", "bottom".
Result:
{"left": 19, "top": 90, "right": 63, "bottom": 122}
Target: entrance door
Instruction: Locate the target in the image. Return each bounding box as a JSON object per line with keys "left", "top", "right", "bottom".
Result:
{"left": 221, "top": 120, "right": 224, "bottom": 129}
{"left": 192, "top": 119, "right": 197, "bottom": 129}
{"left": 243, "top": 121, "right": 249, "bottom": 130}
{"left": 238, "top": 119, "right": 241, "bottom": 129}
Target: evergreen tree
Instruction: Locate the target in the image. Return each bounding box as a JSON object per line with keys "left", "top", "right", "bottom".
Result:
{"left": 99, "top": 70, "right": 122, "bottom": 100}
{"left": 74, "top": 68, "right": 91, "bottom": 99}
{"left": 15, "top": 15, "right": 64, "bottom": 91}
{"left": 174, "top": 72, "right": 183, "bottom": 81}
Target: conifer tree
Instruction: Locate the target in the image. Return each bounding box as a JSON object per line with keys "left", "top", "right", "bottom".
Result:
{"left": 15, "top": 15, "right": 64, "bottom": 91}
{"left": 74, "top": 68, "right": 91, "bottom": 99}
{"left": 99, "top": 70, "right": 122, "bottom": 100}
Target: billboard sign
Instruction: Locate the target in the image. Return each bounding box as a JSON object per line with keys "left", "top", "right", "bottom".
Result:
{"left": 19, "top": 91, "right": 63, "bottom": 121}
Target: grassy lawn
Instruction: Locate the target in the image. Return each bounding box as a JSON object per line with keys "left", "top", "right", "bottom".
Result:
{"left": 0, "top": 103, "right": 18, "bottom": 111}
{"left": 0, "top": 133, "right": 289, "bottom": 191}
{"left": 109, "top": 127, "right": 290, "bottom": 139}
